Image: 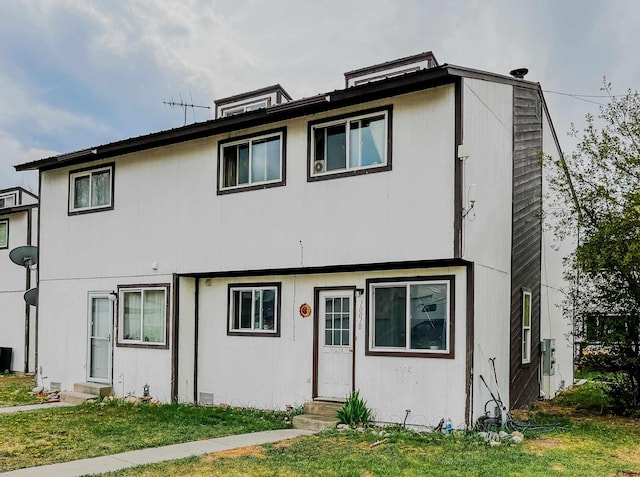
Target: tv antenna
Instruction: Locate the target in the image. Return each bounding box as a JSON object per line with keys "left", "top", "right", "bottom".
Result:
{"left": 163, "top": 91, "right": 211, "bottom": 125}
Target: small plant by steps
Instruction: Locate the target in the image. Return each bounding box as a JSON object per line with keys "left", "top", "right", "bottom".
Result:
{"left": 337, "top": 390, "right": 372, "bottom": 428}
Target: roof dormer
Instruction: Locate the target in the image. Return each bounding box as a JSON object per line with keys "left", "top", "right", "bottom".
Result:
{"left": 214, "top": 84, "right": 292, "bottom": 119}
{"left": 344, "top": 51, "right": 439, "bottom": 88}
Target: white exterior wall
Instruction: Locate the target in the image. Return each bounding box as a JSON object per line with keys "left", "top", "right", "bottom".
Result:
{"left": 459, "top": 78, "right": 514, "bottom": 416}
{"left": 0, "top": 208, "right": 36, "bottom": 372}
{"left": 541, "top": 112, "right": 574, "bottom": 396}
{"left": 37, "top": 86, "right": 460, "bottom": 403}
{"left": 39, "top": 85, "right": 456, "bottom": 282}
{"left": 37, "top": 275, "right": 173, "bottom": 400}
{"left": 196, "top": 266, "right": 468, "bottom": 426}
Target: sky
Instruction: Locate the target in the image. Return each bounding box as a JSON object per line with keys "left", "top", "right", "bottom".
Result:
{"left": 0, "top": 0, "right": 638, "bottom": 192}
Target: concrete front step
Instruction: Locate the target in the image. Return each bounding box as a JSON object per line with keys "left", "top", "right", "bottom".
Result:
{"left": 73, "top": 382, "right": 113, "bottom": 398}
{"left": 292, "top": 400, "right": 344, "bottom": 431}
{"left": 303, "top": 400, "right": 343, "bottom": 418}
{"left": 60, "top": 391, "right": 99, "bottom": 405}
{"left": 292, "top": 414, "right": 340, "bottom": 431}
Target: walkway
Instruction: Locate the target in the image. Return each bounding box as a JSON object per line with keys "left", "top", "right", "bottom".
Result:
{"left": 0, "top": 403, "right": 315, "bottom": 476}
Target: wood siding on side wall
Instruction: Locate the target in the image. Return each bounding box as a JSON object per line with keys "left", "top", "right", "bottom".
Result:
{"left": 510, "top": 86, "right": 542, "bottom": 408}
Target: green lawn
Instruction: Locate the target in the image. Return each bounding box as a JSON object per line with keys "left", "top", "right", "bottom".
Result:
{"left": 96, "top": 421, "right": 640, "bottom": 477}
{"left": 0, "top": 373, "right": 40, "bottom": 407}
{"left": 0, "top": 400, "right": 289, "bottom": 472}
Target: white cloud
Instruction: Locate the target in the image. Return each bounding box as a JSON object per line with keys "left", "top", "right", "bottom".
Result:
{"left": 0, "top": 133, "right": 53, "bottom": 192}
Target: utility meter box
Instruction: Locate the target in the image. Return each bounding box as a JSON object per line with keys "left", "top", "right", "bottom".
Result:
{"left": 542, "top": 338, "right": 556, "bottom": 376}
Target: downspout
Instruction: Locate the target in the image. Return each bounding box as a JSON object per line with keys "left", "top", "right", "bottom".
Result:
{"left": 35, "top": 173, "right": 41, "bottom": 383}
{"left": 193, "top": 278, "right": 199, "bottom": 404}
{"left": 23, "top": 208, "right": 32, "bottom": 373}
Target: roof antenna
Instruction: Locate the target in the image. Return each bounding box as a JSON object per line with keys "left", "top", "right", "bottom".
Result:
{"left": 163, "top": 92, "right": 211, "bottom": 125}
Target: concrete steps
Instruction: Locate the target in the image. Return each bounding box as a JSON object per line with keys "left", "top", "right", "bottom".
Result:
{"left": 292, "top": 400, "right": 343, "bottom": 431}
{"left": 60, "top": 382, "right": 113, "bottom": 404}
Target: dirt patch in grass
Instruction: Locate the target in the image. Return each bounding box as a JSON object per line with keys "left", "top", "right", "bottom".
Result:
{"left": 616, "top": 446, "right": 640, "bottom": 465}
{"left": 204, "top": 445, "right": 266, "bottom": 460}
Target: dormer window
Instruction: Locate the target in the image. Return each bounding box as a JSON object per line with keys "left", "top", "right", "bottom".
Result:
{"left": 214, "top": 85, "right": 292, "bottom": 119}
{"left": 0, "top": 193, "right": 16, "bottom": 208}
{"left": 221, "top": 99, "right": 269, "bottom": 117}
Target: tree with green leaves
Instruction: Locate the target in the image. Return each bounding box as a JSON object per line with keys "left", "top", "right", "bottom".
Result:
{"left": 546, "top": 82, "right": 640, "bottom": 415}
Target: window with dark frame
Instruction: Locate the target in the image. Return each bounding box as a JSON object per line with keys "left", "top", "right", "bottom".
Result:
{"left": 0, "top": 219, "right": 7, "bottom": 248}
{"left": 117, "top": 285, "right": 169, "bottom": 347}
{"left": 69, "top": 165, "right": 113, "bottom": 213}
{"left": 0, "top": 193, "right": 16, "bottom": 208}
{"left": 219, "top": 129, "right": 285, "bottom": 193}
{"left": 522, "top": 289, "right": 532, "bottom": 364}
{"left": 228, "top": 283, "right": 281, "bottom": 336}
{"left": 368, "top": 276, "right": 453, "bottom": 356}
{"left": 310, "top": 107, "right": 390, "bottom": 178}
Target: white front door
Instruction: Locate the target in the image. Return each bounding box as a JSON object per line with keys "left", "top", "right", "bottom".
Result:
{"left": 88, "top": 293, "right": 113, "bottom": 383}
{"left": 317, "top": 290, "right": 353, "bottom": 400}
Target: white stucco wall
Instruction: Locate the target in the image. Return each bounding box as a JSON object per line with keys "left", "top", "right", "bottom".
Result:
{"left": 541, "top": 110, "right": 574, "bottom": 396}
{"left": 459, "top": 78, "right": 514, "bottom": 415}
{"left": 38, "top": 86, "right": 456, "bottom": 283}
{"left": 37, "top": 274, "right": 173, "bottom": 400}
{"left": 195, "top": 266, "right": 469, "bottom": 426}
{"left": 0, "top": 208, "right": 37, "bottom": 372}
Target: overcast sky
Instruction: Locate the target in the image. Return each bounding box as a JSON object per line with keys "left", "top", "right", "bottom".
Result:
{"left": 1, "top": 0, "right": 638, "bottom": 192}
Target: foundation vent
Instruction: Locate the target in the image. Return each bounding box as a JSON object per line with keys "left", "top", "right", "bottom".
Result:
{"left": 199, "top": 392, "right": 215, "bottom": 406}
{"left": 50, "top": 382, "right": 61, "bottom": 391}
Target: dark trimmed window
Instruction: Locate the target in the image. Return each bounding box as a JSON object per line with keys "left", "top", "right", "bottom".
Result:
{"left": 227, "top": 283, "right": 281, "bottom": 336}
{"left": 218, "top": 128, "right": 286, "bottom": 194}
{"left": 0, "top": 219, "right": 7, "bottom": 248}
{"left": 367, "top": 276, "right": 454, "bottom": 357}
{"left": 117, "top": 285, "right": 170, "bottom": 348}
{"left": 69, "top": 164, "right": 114, "bottom": 214}
{"left": 309, "top": 106, "right": 391, "bottom": 180}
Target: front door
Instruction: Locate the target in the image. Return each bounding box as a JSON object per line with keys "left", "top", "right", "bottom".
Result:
{"left": 88, "top": 293, "right": 113, "bottom": 383}
{"left": 317, "top": 289, "right": 353, "bottom": 400}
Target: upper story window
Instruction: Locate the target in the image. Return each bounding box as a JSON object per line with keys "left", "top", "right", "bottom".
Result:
{"left": 0, "top": 219, "right": 8, "bottom": 249}
{"left": 221, "top": 99, "right": 269, "bottom": 117}
{"left": 309, "top": 106, "right": 391, "bottom": 180}
{"left": 0, "top": 193, "right": 16, "bottom": 208}
{"left": 218, "top": 128, "right": 286, "bottom": 194}
{"left": 69, "top": 164, "right": 114, "bottom": 215}
{"left": 522, "top": 289, "right": 532, "bottom": 364}
{"left": 117, "top": 284, "right": 169, "bottom": 348}
{"left": 367, "top": 276, "right": 454, "bottom": 358}
{"left": 227, "top": 283, "right": 281, "bottom": 337}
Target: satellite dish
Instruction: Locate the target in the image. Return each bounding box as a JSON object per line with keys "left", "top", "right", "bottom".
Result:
{"left": 9, "top": 246, "right": 38, "bottom": 268}
{"left": 24, "top": 288, "right": 38, "bottom": 306}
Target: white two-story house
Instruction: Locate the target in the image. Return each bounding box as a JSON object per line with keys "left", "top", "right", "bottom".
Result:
{"left": 16, "top": 52, "right": 572, "bottom": 427}
{"left": 0, "top": 187, "right": 38, "bottom": 373}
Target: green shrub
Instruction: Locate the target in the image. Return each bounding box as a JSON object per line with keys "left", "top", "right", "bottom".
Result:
{"left": 606, "top": 373, "right": 640, "bottom": 417}
{"left": 337, "top": 390, "right": 372, "bottom": 428}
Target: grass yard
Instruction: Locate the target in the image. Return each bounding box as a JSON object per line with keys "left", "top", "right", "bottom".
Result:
{"left": 1, "top": 379, "right": 639, "bottom": 476}
{"left": 96, "top": 383, "right": 640, "bottom": 477}
{"left": 0, "top": 401, "right": 289, "bottom": 472}
{"left": 0, "top": 373, "right": 40, "bottom": 407}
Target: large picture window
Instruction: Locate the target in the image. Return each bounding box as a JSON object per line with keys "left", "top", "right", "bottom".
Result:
{"left": 117, "top": 285, "right": 169, "bottom": 348}
{"left": 309, "top": 106, "right": 391, "bottom": 180}
{"left": 69, "top": 164, "right": 114, "bottom": 214}
{"left": 218, "top": 128, "right": 285, "bottom": 194}
{"left": 0, "top": 219, "right": 7, "bottom": 248}
{"left": 227, "top": 283, "right": 281, "bottom": 336}
{"left": 522, "top": 289, "right": 532, "bottom": 364}
{"left": 367, "top": 276, "right": 453, "bottom": 357}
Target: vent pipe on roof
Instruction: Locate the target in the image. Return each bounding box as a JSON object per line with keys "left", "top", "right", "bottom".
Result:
{"left": 509, "top": 68, "right": 529, "bottom": 79}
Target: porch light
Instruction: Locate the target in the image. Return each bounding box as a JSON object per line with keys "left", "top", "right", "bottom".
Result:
{"left": 108, "top": 292, "right": 118, "bottom": 303}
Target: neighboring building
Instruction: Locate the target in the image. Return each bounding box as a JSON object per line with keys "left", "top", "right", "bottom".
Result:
{"left": 16, "top": 52, "right": 573, "bottom": 427}
{"left": 0, "top": 187, "right": 38, "bottom": 373}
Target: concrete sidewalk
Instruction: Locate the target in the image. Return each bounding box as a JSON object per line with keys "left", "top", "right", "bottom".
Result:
{"left": 1, "top": 428, "right": 315, "bottom": 476}
{"left": 0, "top": 402, "right": 72, "bottom": 414}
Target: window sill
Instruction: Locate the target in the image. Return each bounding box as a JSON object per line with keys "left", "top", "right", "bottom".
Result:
{"left": 116, "top": 341, "right": 169, "bottom": 349}
{"left": 227, "top": 330, "right": 280, "bottom": 338}
{"left": 366, "top": 349, "right": 454, "bottom": 359}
